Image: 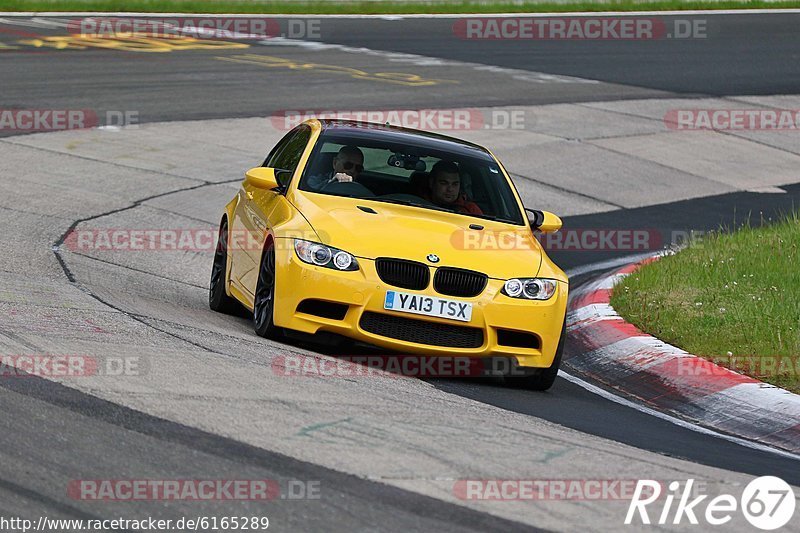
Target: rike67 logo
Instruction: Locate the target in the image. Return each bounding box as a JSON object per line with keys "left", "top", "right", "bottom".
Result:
{"left": 626, "top": 477, "right": 796, "bottom": 530}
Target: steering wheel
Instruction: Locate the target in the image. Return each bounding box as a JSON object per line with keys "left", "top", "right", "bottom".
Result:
{"left": 321, "top": 181, "right": 376, "bottom": 198}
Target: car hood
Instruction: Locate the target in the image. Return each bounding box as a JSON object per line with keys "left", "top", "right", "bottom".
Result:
{"left": 290, "top": 191, "right": 543, "bottom": 279}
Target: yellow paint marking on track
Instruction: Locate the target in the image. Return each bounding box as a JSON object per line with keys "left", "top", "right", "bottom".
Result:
{"left": 17, "top": 36, "right": 250, "bottom": 53}
{"left": 18, "top": 37, "right": 82, "bottom": 49}
{"left": 0, "top": 42, "right": 20, "bottom": 50}
{"left": 216, "top": 54, "right": 458, "bottom": 87}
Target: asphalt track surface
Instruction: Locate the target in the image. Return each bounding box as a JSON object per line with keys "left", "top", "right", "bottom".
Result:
{"left": 1, "top": 12, "right": 800, "bottom": 532}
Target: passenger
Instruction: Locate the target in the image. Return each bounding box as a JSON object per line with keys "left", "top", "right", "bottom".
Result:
{"left": 426, "top": 161, "right": 483, "bottom": 215}
{"left": 307, "top": 145, "right": 364, "bottom": 190}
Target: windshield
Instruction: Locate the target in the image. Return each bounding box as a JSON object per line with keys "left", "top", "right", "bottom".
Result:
{"left": 298, "top": 132, "right": 526, "bottom": 225}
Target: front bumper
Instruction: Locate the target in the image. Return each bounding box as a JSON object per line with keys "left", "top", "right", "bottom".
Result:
{"left": 272, "top": 240, "right": 568, "bottom": 368}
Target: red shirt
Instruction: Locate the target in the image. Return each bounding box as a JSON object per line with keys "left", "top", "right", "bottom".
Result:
{"left": 452, "top": 193, "right": 483, "bottom": 215}
{"left": 424, "top": 192, "right": 482, "bottom": 215}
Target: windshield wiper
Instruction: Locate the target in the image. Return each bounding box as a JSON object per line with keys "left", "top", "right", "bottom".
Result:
{"left": 469, "top": 213, "right": 521, "bottom": 225}
{"left": 369, "top": 197, "right": 455, "bottom": 214}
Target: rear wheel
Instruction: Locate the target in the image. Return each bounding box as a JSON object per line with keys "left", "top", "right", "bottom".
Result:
{"left": 253, "top": 242, "right": 281, "bottom": 339}
{"left": 209, "top": 219, "right": 239, "bottom": 314}
{"left": 506, "top": 319, "right": 566, "bottom": 391}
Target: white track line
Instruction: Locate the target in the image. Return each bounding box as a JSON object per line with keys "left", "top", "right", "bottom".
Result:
{"left": 563, "top": 256, "right": 800, "bottom": 461}
{"left": 255, "top": 36, "right": 598, "bottom": 84}
{"left": 558, "top": 369, "right": 800, "bottom": 461}
{"left": 564, "top": 251, "right": 654, "bottom": 279}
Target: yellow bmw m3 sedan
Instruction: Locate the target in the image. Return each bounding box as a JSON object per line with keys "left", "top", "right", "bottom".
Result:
{"left": 210, "top": 119, "right": 568, "bottom": 390}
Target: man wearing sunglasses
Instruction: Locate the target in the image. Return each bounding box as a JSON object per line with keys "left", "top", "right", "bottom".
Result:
{"left": 307, "top": 145, "right": 365, "bottom": 190}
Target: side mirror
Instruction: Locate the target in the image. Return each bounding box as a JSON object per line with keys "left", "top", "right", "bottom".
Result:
{"left": 245, "top": 167, "right": 280, "bottom": 190}
{"left": 526, "top": 209, "right": 562, "bottom": 233}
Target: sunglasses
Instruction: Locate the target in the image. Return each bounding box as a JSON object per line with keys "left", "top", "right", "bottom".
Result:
{"left": 340, "top": 160, "right": 364, "bottom": 173}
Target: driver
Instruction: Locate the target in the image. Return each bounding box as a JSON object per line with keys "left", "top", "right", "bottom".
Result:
{"left": 306, "top": 145, "right": 364, "bottom": 190}
{"left": 426, "top": 161, "right": 483, "bottom": 215}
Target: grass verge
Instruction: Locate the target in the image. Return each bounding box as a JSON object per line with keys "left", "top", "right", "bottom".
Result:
{"left": 2, "top": 0, "right": 800, "bottom": 14}
{"left": 611, "top": 213, "right": 800, "bottom": 393}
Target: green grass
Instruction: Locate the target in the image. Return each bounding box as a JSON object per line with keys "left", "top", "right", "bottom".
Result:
{"left": 3, "top": 0, "right": 800, "bottom": 13}
{"left": 611, "top": 213, "right": 800, "bottom": 393}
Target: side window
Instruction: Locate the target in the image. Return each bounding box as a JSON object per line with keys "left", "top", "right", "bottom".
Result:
{"left": 263, "top": 130, "right": 294, "bottom": 168}
{"left": 264, "top": 125, "right": 311, "bottom": 188}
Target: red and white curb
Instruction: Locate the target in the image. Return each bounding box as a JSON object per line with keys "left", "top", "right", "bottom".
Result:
{"left": 565, "top": 256, "right": 800, "bottom": 455}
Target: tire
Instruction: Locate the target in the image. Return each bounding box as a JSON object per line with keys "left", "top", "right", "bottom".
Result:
{"left": 253, "top": 241, "right": 281, "bottom": 339}
{"left": 209, "top": 219, "right": 239, "bottom": 315}
{"left": 506, "top": 318, "right": 566, "bottom": 391}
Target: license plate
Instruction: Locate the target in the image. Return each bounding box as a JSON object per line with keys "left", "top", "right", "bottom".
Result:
{"left": 383, "top": 291, "right": 472, "bottom": 322}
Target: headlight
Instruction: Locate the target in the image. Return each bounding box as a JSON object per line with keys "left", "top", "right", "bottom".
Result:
{"left": 502, "top": 278, "right": 557, "bottom": 300}
{"left": 294, "top": 239, "right": 359, "bottom": 271}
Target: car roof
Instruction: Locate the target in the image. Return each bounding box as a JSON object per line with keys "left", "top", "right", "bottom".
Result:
{"left": 315, "top": 119, "right": 493, "bottom": 160}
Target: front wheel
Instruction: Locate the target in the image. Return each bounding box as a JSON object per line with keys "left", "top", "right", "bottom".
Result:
{"left": 506, "top": 319, "right": 565, "bottom": 391}
{"left": 253, "top": 242, "right": 281, "bottom": 339}
{"left": 209, "top": 219, "right": 239, "bottom": 315}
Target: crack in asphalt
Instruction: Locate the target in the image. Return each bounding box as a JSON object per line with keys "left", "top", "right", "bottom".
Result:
{"left": 49, "top": 176, "right": 242, "bottom": 355}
